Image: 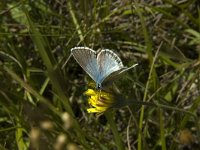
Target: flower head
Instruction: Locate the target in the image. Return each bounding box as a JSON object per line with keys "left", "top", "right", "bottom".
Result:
{"left": 84, "top": 89, "right": 115, "bottom": 113}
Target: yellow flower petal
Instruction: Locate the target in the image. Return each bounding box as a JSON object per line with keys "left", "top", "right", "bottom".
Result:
{"left": 87, "top": 106, "right": 108, "bottom": 113}
{"left": 84, "top": 89, "right": 96, "bottom": 96}
{"left": 85, "top": 88, "right": 116, "bottom": 113}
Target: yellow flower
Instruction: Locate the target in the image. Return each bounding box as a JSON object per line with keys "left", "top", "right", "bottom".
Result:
{"left": 84, "top": 89, "right": 115, "bottom": 113}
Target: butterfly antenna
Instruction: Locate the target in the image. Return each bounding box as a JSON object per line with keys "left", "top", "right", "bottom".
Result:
{"left": 62, "top": 53, "right": 72, "bottom": 69}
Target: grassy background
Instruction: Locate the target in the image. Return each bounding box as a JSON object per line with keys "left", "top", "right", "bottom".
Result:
{"left": 0, "top": 0, "right": 200, "bottom": 149}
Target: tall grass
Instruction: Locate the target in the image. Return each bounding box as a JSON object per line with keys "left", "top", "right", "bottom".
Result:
{"left": 0, "top": 0, "right": 200, "bottom": 149}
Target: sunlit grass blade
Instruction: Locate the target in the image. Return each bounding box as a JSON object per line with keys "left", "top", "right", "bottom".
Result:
{"left": 67, "top": 0, "right": 84, "bottom": 43}
{"left": 133, "top": 4, "right": 161, "bottom": 146}
{"left": 16, "top": 122, "right": 28, "bottom": 150}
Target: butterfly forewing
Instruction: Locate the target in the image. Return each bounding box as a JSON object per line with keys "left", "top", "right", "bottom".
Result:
{"left": 71, "top": 47, "right": 99, "bottom": 82}
{"left": 96, "top": 49, "right": 125, "bottom": 83}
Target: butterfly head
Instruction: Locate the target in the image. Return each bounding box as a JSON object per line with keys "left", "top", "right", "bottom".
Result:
{"left": 96, "top": 82, "right": 102, "bottom": 90}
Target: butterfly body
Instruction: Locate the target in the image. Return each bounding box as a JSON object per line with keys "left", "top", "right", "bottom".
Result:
{"left": 71, "top": 47, "right": 137, "bottom": 89}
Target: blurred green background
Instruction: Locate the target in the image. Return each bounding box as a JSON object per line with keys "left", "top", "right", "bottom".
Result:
{"left": 0, "top": 0, "right": 200, "bottom": 150}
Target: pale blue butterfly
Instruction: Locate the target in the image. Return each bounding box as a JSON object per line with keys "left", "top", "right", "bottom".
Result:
{"left": 71, "top": 47, "right": 138, "bottom": 89}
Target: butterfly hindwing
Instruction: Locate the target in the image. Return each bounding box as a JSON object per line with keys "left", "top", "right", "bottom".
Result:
{"left": 102, "top": 64, "right": 138, "bottom": 86}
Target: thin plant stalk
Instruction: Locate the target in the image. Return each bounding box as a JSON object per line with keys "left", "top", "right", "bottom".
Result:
{"left": 105, "top": 111, "right": 124, "bottom": 150}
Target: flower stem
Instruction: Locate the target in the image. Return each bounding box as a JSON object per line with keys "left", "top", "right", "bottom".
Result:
{"left": 105, "top": 111, "right": 124, "bottom": 150}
